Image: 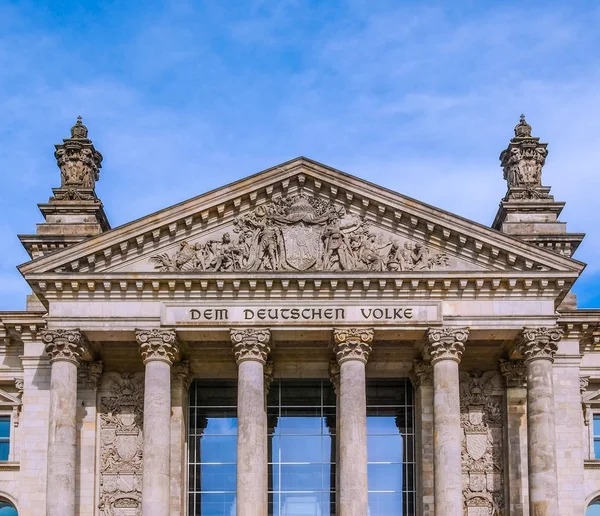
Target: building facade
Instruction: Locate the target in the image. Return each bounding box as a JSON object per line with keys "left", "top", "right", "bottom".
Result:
{"left": 1, "top": 116, "right": 600, "bottom": 516}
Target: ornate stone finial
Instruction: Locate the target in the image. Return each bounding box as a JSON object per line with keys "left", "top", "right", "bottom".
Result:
{"left": 499, "top": 359, "right": 527, "bottom": 388}
{"left": 172, "top": 360, "right": 191, "bottom": 391}
{"left": 423, "top": 327, "right": 469, "bottom": 364}
{"left": 517, "top": 327, "right": 563, "bottom": 364}
{"left": 230, "top": 329, "right": 271, "bottom": 365}
{"left": 329, "top": 359, "right": 340, "bottom": 394}
{"left": 42, "top": 329, "right": 91, "bottom": 365}
{"left": 514, "top": 114, "right": 532, "bottom": 138}
{"left": 580, "top": 376, "right": 590, "bottom": 395}
{"left": 333, "top": 328, "right": 374, "bottom": 364}
{"left": 54, "top": 116, "right": 103, "bottom": 192}
{"left": 136, "top": 329, "right": 180, "bottom": 365}
{"left": 499, "top": 115, "right": 548, "bottom": 195}
{"left": 409, "top": 359, "right": 433, "bottom": 388}
{"left": 71, "top": 116, "right": 88, "bottom": 139}
{"left": 78, "top": 360, "right": 104, "bottom": 389}
{"left": 264, "top": 360, "right": 274, "bottom": 394}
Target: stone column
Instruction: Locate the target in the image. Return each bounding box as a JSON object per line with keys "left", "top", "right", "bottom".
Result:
{"left": 409, "top": 359, "right": 434, "bottom": 516}
{"left": 424, "top": 327, "right": 469, "bottom": 516}
{"left": 500, "top": 359, "right": 529, "bottom": 515}
{"left": 171, "top": 360, "right": 190, "bottom": 515}
{"left": 517, "top": 327, "right": 562, "bottom": 516}
{"left": 42, "top": 329, "right": 90, "bottom": 516}
{"left": 231, "top": 328, "right": 271, "bottom": 516}
{"left": 333, "top": 327, "right": 373, "bottom": 516}
{"left": 136, "top": 329, "right": 180, "bottom": 516}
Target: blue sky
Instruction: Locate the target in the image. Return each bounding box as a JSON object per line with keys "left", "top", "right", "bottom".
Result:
{"left": 1, "top": 0, "right": 600, "bottom": 310}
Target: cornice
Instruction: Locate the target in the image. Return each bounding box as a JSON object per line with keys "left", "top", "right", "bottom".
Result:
{"left": 19, "top": 159, "right": 584, "bottom": 279}
{"left": 23, "top": 270, "right": 577, "bottom": 304}
{"left": 0, "top": 312, "right": 47, "bottom": 345}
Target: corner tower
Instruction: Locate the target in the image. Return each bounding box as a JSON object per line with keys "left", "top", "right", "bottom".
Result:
{"left": 18, "top": 117, "right": 111, "bottom": 259}
{"left": 492, "top": 115, "right": 584, "bottom": 258}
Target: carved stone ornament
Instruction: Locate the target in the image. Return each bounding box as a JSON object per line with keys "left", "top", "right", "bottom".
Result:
{"left": 424, "top": 327, "right": 469, "bottom": 364}
{"left": 329, "top": 359, "right": 340, "bottom": 394}
{"left": 136, "top": 329, "right": 180, "bottom": 365}
{"left": 150, "top": 193, "right": 451, "bottom": 273}
{"left": 99, "top": 372, "right": 145, "bottom": 516}
{"left": 499, "top": 115, "right": 548, "bottom": 193}
{"left": 42, "top": 329, "right": 90, "bottom": 365}
{"left": 460, "top": 371, "right": 505, "bottom": 516}
{"left": 409, "top": 359, "right": 433, "bottom": 388}
{"left": 172, "top": 360, "right": 191, "bottom": 391}
{"left": 54, "top": 116, "right": 103, "bottom": 192}
{"left": 231, "top": 328, "right": 271, "bottom": 364}
{"left": 333, "top": 328, "right": 374, "bottom": 364}
{"left": 264, "top": 360, "right": 274, "bottom": 394}
{"left": 78, "top": 360, "right": 104, "bottom": 390}
{"left": 580, "top": 376, "right": 590, "bottom": 395}
{"left": 517, "top": 326, "right": 563, "bottom": 364}
{"left": 499, "top": 359, "right": 526, "bottom": 388}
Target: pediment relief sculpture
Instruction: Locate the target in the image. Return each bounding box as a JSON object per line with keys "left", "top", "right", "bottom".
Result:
{"left": 150, "top": 193, "right": 451, "bottom": 273}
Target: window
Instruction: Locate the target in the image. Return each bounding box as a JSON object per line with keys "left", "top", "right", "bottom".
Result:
{"left": 0, "top": 416, "right": 10, "bottom": 461}
{"left": 188, "top": 381, "right": 237, "bottom": 516}
{"left": 595, "top": 414, "right": 600, "bottom": 459}
{"left": 0, "top": 499, "right": 17, "bottom": 515}
{"left": 367, "top": 379, "right": 415, "bottom": 516}
{"left": 587, "top": 499, "right": 600, "bottom": 516}
{"left": 267, "top": 380, "right": 336, "bottom": 516}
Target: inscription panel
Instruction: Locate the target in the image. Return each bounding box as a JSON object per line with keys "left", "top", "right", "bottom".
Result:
{"left": 162, "top": 302, "right": 441, "bottom": 326}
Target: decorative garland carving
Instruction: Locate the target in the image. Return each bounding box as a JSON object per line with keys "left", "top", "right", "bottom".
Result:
{"left": 231, "top": 328, "right": 271, "bottom": 364}
{"left": 460, "top": 371, "right": 505, "bottom": 516}
{"left": 333, "top": 328, "right": 374, "bottom": 364}
{"left": 150, "top": 193, "right": 450, "bottom": 272}
{"left": 99, "top": 372, "right": 145, "bottom": 516}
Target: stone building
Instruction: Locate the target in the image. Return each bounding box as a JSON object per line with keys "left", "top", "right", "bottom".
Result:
{"left": 0, "top": 115, "right": 599, "bottom": 516}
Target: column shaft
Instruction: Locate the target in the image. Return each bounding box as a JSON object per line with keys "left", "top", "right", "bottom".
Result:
{"left": 432, "top": 359, "right": 463, "bottom": 515}
{"left": 47, "top": 359, "right": 78, "bottom": 516}
{"left": 142, "top": 359, "right": 172, "bottom": 514}
{"left": 518, "top": 327, "right": 561, "bottom": 516}
{"left": 338, "top": 359, "right": 368, "bottom": 515}
{"left": 237, "top": 360, "right": 267, "bottom": 515}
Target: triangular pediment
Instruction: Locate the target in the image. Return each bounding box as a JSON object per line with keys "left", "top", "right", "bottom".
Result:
{"left": 0, "top": 389, "right": 21, "bottom": 407}
{"left": 19, "top": 157, "right": 584, "bottom": 280}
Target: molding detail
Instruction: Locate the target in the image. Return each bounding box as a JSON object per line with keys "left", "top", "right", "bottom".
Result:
{"left": 460, "top": 371, "right": 505, "bottom": 515}
{"left": 99, "top": 372, "right": 144, "bottom": 515}
{"left": 230, "top": 329, "right": 271, "bottom": 364}
{"left": 517, "top": 327, "right": 563, "bottom": 364}
{"left": 150, "top": 193, "right": 450, "bottom": 273}
{"left": 409, "top": 359, "right": 433, "bottom": 388}
{"left": 264, "top": 360, "right": 274, "bottom": 394}
{"left": 499, "top": 359, "right": 526, "bottom": 388}
{"left": 333, "top": 328, "right": 374, "bottom": 364}
{"left": 78, "top": 360, "right": 103, "bottom": 390}
{"left": 172, "top": 360, "right": 191, "bottom": 391}
{"left": 329, "top": 359, "right": 340, "bottom": 394}
{"left": 424, "top": 327, "right": 469, "bottom": 364}
{"left": 136, "top": 329, "right": 180, "bottom": 365}
{"left": 41, "top": 329, "right": 90, "bottom": 365}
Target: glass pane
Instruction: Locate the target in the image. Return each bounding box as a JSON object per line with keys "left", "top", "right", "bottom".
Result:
{"left": 367, "top": 416, "right": 399, "bottom": 435}
{"left": 280, "top": 463, "right": 327, "bottom": 492}
{"left": 368, "top": 463, "right": 403, "bottom": 492}
{"left": 276, "top": 414, "right": 323, "bottom": 434}
{"left": 368, "top": 491, "right": 403, "bottom": 516}
{"left": 274, "top": 435, "right": 330, "bottom": 463}
{"left": 0, "top": 417, "right": 10, "bottom": 438}
{"left": 200, "top": 435, "right": 237, "bottom": 463}
{"left": 368, "top": 434, "right": 403, "bottom": 462}
{"left": 204, "top": 417, "right": 238, "bottom": 435}
{"left": 594, "top": 414, "right": 600, "bottom": 436}
{"left": 201, "top": 464, "right": 236, "bottom": 492}
{"left": 0, "top": 442, "right": 9, "bottom": 461}
{"left": 587, "top": 500, "right": 600, "bottom": 515}
{"left": 594, "top": 439, "right": 600, "bottom": 459}
{"left": 200, "top": 493, "right": 236, "bottom": 516}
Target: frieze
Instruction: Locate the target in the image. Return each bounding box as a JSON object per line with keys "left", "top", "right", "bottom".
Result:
{"left": 149, "top": 193, "right": 451, "bottom": 273}
{"left": 99, "top": 372, "right": 144, "bottom": 516}
{"left": 460, "top": 371, "right": 504, "bottom": 516}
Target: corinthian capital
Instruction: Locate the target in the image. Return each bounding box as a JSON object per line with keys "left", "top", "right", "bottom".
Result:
{"left": 42, "top": 329, "right": 90, "bottom": 365}
{"left": 517, "top": 327, "right": 563, "bottom": 364}
{"left": 333, "top": 328, "right": 374, "bottom": 364}
{"left": 409, "top": 359, "right": 433, "bottom": 388}
{"left": 231, "top": 329, "right": 271, "bottom": 365}
{"left": 136, "top": 329, "right": 180, "bottom": 365}
{"left": 424, "top": 327, "right": 469, "bottom": 364}
{"left": 329, "top": 359, "right": 340, "bottom": 394}
{"left": 499, "top": 359, "right": 526, "bottom": 388}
